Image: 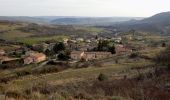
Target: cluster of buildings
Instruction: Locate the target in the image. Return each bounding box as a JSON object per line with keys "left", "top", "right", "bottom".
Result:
{"left": 0, "top": 49, "right": 20, "bottom": 64}
{"left": 69, "top": 37, "right": 131, "bottom": 61}
{"left": 71, "top": 51, "right": 112, "bottom": 61}
{"left": 0, "top": 48, "right": 47, "bottom": 65}
{"left": 0, "top": 36, "right": 133, "bottom": 65}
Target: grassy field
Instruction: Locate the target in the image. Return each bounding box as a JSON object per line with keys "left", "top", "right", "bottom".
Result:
{"left": 0, "top": 45, "right": 21, "bottom": 51}
{"left": 0, "top": 24, "right": 22, "bottom": 31}
{"left": 139, "top": 47, "right": 165, "bottom": 58}
{"left": 0, "top": 59, "right": 153, "bottom": 93}
{"left": 74, "top": 26, "right": 104, "bottom": 35}
{"left": 17, "top": 35, "right": 69, "bottom": 45}
{"left": 0, "top": 30, "right": 34, "bottom": 40}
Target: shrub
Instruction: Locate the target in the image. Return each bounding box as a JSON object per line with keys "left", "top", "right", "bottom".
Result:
{"left": 57, "top": 52, "right": 70, "bottom": 61}
{"left": 162, "top": 42, "right": 166, "bottom": 47}
{"left": 16, "top": 70, "right": 31, "bottom": 77}
{"left": 32, "top": 66, "right": 59, "bottom": 75}
{"left": 47, "top": 60, "right": 57, "bottom": 65}
{"left": 5, "top": 91, "right": 23, "bottom": 99}
{"left": 53, "top": 42, "right": 66, "bottom": 54}
{"left": 155, "top": 46, "right": 170, "bottom": 68}
{"left": 30, "top": 83, "right": 56, "bottom": 95}
{"left": 48, "top": 92, "right": 65, "bottom": 100}
{"left": 129, "top": 52, "right": 139, "bottom": 58}
{"left": 97, "top": 73, "right": 108, "bottom": 81}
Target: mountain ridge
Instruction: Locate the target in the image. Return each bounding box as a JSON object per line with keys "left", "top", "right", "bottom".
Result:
{"left": 112, "top": 11, "right": 170, "bottom": 34}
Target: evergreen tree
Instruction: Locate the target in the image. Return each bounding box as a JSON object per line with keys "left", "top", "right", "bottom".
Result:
{"left": 53, "top": 42, "right": 65, "bottom": 54}
{"left": 162, "top": 42, "right": 166, "bottom": 47}
{"left": 109, "top": 45, "right": 116, "bottom": 54}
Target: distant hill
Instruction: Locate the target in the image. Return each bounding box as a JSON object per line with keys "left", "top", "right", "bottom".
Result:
{"left": 0, "top": 16, "right": 143, "bottom": 25}
{"left": 50, "top": 17, "right": 143, "bottom": 25}
{"left": 113, "top": 12, "right": 170, "bottom": 34}
{"left": 0, "top": 16, "right": 49, "bottom": 24}
{"left": 142, "top": 12, "right": 170, "bottom": 25}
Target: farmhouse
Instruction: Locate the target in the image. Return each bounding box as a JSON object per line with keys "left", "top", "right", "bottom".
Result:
{"left": 0, "top": 56, "right": 9, "bottom": 64}
{"left": 71, "top": 51, "right": 112, "bottom": 61}
{"left": 0, "top": 56, "right": 20, "bottom": 64}
{"left": 24, "top": 53, "right": 46, "bottom": 64}
{"left": 115, "top": 44, "right": 132, "bottom": 54}
{"left": 0, "top": 49, "right": 5, "bottom": 55}
{"left": 70, "top": 51, "right": 85, "bottom": 60}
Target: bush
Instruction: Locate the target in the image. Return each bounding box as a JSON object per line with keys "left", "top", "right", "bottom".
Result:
{"left": 155, "top": 46, "right": 170, "bottom": 67}
{"left": 32, "top": 66, "right": 59, "bottom": 75}
{"left": 47, "top": 60, "right": 57, "bottom": 65}
{"left": 25, "top": 82, "right": 57, "bottom": 96}
{"left": 16, "top": 70, "right": 31, "bottom": 77}
{"left": 162, "top": 42, "right": 166, "bottom": 47}
{"left": 57, "top": 52, "right": 70, "bottom": 61}
{"left": 129, "top": 52, "right": 139, "bottom": 58}
{"left": 97, "top": 73, "right": 108, "bottom": 81}
{"left": 53, "top": 42, "right": 66, "bottom": 54}
{"left": 5, "top": 91, "right": 23, "bottom": 99}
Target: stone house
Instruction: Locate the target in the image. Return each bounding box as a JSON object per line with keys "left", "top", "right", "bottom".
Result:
{"left": 115, "top": 44, "right": 132, "bottom": 54}
{"left": 24, "top": 57, "right": 34, "bottom": 65}
{"left": 71, "top": 51, "right": 112, "bottom": 61}
{"left": 0, "top": 56, "right": 20, "bottom": 64}
{"left": 24, "top": 53, "right": 46, "bottom": 64}
{"left": 0, "top": 56, "right": 8, "bottom": 64}
{"left": 0, "top": 49, "right": 5, "bottom": 55}
{"left": 70, "top": 51, "right": 85, "bottom": 60}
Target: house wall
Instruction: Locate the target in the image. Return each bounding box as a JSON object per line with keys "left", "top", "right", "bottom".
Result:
{"left": 0, "top": 50, "right": 5, "bottom": 55}
{"left": 24, "top": 57, "right": 33, "bottom": 65}
{"left": 24, "top": 53, "right": 46, "bottom": 64}
{"left": 33, "top": 55, "right": 46, "bottom": 63}
{"left": 71, "top": 51, "right": 112, "bottom": 61}
{"left": 85, "top": 53, "right": 96, "bottom": 60}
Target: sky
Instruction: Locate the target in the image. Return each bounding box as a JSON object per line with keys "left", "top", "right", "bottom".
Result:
{"left": 0, "top": 0, "right": 169, "bottom": 17}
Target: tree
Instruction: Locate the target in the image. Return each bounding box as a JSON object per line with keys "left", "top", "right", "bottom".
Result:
{"left": 45, "top": 49, "right": 54, "bottom": 56}
{"left": 97, "top": 40, "right": 103, "bottom": 51}
{"left": 129, "top": 52, "right": 139, "bottom": 58}
{"left": 97, "top": 40, "right": 109, "bottom": 51}
{"left": 108, "top": 45, "right": 116, "bottom": 54}
{"left": 57, "top": 52, "right": 70, "bottom": 61}
{"left": 53, "top": 42, "right": 65, "bottom": 54}
{"left": 95, "top": 35, "right": 98, "bottom": 40}
{"left": 97, "top": 73, "right": 108, "bottom": 81}
{"left": 162, "top": 42, "right": 166, "bottom": 47}
{"left": 129, "top": 29, "right": 136, "bottom": 36}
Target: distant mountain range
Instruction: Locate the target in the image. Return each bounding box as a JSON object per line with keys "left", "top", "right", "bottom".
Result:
{"left": 0, "top": 11, "right": 170, "bottom": 34}
{"left": 50, "top": 17, "right": 143, "bottom": 25}
{"left": 0, "top": 16, "right": 143, "bottom": 25}
{"left": 113, "top": 12, "right": 170, "bottom": 34}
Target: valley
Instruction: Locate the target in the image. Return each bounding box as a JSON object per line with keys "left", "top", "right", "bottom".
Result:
{"left": 0, "top": 12, "right": 170, "bottom": 100}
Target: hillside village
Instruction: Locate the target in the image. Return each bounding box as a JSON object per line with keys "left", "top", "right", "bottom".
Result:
{"left": 0, "top": 35, "right": 132, "bottom": 66}
{"left": 1, "top": 0, "right": 170, "bottom": 99}
{"left": 0, "top": 14, "right": 170, "bottom": 99}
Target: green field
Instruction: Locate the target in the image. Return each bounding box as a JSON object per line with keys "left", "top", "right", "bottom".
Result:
{"left": 0, "top": 30, "right": 34, "bottom": 40}
{"left": 74, "top": 26, "right": 104, "bottom": 35}
{"left": 17, "top": 35, "right": 69, "bottom": 45}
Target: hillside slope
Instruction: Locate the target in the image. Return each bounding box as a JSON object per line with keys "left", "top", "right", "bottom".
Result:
{"left": 113, "top": 11, "right": 170, "bottom": 34}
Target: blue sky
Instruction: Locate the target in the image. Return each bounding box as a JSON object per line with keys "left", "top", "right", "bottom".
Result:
{"left": 0, "top": 0, "right": 169, "bottom": 17}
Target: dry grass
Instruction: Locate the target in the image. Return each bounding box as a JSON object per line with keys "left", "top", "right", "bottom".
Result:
{"left": 0, "top": 30, "right": 34, "bottom": 40}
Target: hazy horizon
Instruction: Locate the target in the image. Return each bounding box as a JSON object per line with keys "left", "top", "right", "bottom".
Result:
{"left": 0, "top": 0, "right": 170, "bottom": 17}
